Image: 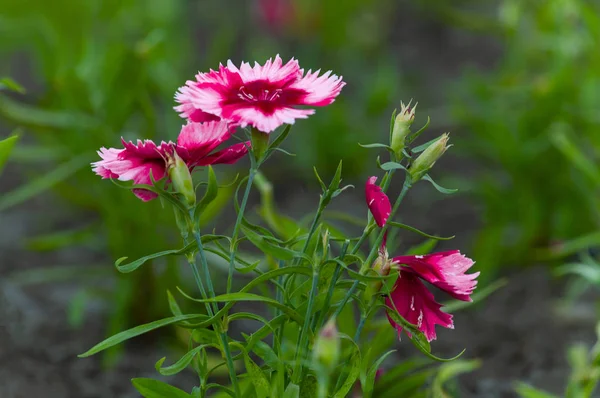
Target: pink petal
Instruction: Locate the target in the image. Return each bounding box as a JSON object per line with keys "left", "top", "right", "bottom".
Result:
{"left": 91, "top": 139, "right": 170, "bottom": 202}
{"left": 385, "top": 270, "right": 454, "bottom": 342}
{"left": 222, "top": 106, "right": 314, "bottom": 133}
{"left": 229, "top": 55, "right": 301, "bottom": 86}
{"left": 288, "top": 68, "right": 345, "bottom": 106}
{"left": 365, "top": 176, "right": 391, "bottom": 227}
{"left": 176, "top": 121, "right": 234, "bottom": 165}
{"left": 393, "top": 251, "right": 479, "bottom": 302}
{"left": 174, "top": 102, "right": 221, "bottom": 123}
{"left": 197, "top": 141, "right": 250, "bottom": 166}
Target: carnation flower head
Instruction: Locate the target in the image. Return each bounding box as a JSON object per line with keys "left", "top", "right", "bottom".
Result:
{"left": 175, "top": 55, "right": 345, "bottom": 133}
{"left": 92, "top": 121, "right": 249, "bottom": 201}
{"left": 364, "top": 176, "right": 479, "bottom": 341}
{"left": 386, "top": 251, "right": 479, "bottom": 342}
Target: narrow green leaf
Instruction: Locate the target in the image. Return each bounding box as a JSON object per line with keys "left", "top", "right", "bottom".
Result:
{"left": 514, "top": 382, "right": 559, "bottom": 398}
{"left": 0, "top": 154, "right": 89, "bottom": 211}
{"left": 242, "top": 351, "right": 270, "bottom": 398}
{"left": 411, "top": 136, "right": 440, "bottom": 153}
{"left": 167, "top": 290, "right": 183, "bottom": 316}
{"left": 195, "top": 165, "right": 218, "bottom": 222}
{"left": 242, "top": 225, "right": 300, "bottom": 261}
{"left": 385, "top": 307, "right": 463, "bottom": 362}
{"left": 186, "top": 292, "right": 305, "bottom": 325}
{"left": 155, "top": 344, "right": 213, "bottom": 376}
{"left": 387, "top": 221, "right": 454, "bottom": 240}
{"left": 363, "top": 350, "right": 397, "bottom": 397}
{"left": 407, "top": 116, "right": 431, "bottom": 144}
{"left": 422, "top": 174, "right": 458, "bottom": 194}
{"left": 333, "top": 349, "right": 361, "bottom": 398}
{"left": 79, "top": 314, "right": 206, "bottom": 357}
{"left": 251, "top": 340, "right": 281, "bottom": 369}
{"left": 432, "top": 359, "right": 481, "bottom": 396}
{"left": 282, "top": 383, "right": 300, "bottom": 398}
{"left": 115, "top": 242, "right": 195, "bottom": 273}
{"left": 359, "top": 143, "right": 394, "bottom": 151}
{"left": 0, "top": 94, "right": 98, "bottom": 129}
{"left": 379, "top": 161, "right": 406, "bottom": 171}
{"left": 131, "top": 378, "right": 191, "bottom": 398}
{"left": 267, "top": 124, "right": 292, "bottom": 153}
{"left": 0, "top": 77, "right": 25, "bottom": 93}
{"left": 205, "top": 383, "right": 236, "bottom": 397}
{"left": 0, "top": 134, "right": 19, "bottom": 175}
{"left": 329, "top": 160, "right": 344, "bottom": 192}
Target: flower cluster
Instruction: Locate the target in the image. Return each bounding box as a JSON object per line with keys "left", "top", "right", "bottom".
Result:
{"left": 93, "top": 55, "right": 345, "bottom": 200}
{"left": 365, "top": 178, "right": 479, "bottom": 342}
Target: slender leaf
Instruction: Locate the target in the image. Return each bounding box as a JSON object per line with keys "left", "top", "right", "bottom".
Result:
{"left": 0, "top": 134, "right": 19, "bottom": 175}
{"left": 333, "top": 348, "right": 361, "bottom": 398}
{"left": 422, "top": 174, "right": 457, "bottom": 194}
{"left": 387, "top": 221, "right": 454, "bottom": 240}
{"left": 79, "top": 314, "right": 206, "bottom": 357}
{"left": 131, "top": 378, "right": 191, "bottom": 398}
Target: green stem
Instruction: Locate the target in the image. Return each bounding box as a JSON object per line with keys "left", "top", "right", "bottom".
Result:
{"left": 292, "top": 269, "right": 320, "bottom": 383}
{"left": 333, "top": 176, "right": 412, "bottom": 320}
{"left": 228, "top": 168, "right": 257, "bottom": 293}
{"left": 186, "top": 209, "right": 240, "bottom": 397}
{"left": 315, "top": 241, "right": 349, "bottom": 330}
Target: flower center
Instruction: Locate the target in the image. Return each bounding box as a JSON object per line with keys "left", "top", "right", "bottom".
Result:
{"left": 237, "top": 85, "right": 283, "bottom": 103}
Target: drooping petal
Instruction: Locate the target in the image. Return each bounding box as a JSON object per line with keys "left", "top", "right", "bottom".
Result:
{"left": 392, "top": 251, "right": 479, "bottom": 302}
{"left": 288, "top": 69, "right": 345, "bottom": 106}
{"left": 385, "top": 270, "right": 454, "bottom": 342}
{"left": 197, "top": 141, "right": 251, "bottom": 166}
{"left": 176, "top": 121, "right": 234, "bottom": 166}
{"left": 365, "top": 176, "right": 391, "bottom": 227}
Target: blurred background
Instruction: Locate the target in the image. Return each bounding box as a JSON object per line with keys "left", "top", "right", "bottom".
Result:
{"left": 1, "top": 0, "right": 600, "bottom": 397}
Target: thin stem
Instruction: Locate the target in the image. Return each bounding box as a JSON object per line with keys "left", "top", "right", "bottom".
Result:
{"left": 333, "top": 176, "right": 412, "bottom": 321}
{"left": 292, "top": 269, "right": 320, "bottom": 383}
{"left": 186, "top": 209, "right": 240, "bottom": 397}
{"left": 315, "top": 241, "right": 349, "bottom": 330}
{"left": 353, "top": 296, "right": 377, "bottom": 341}
{"left": 228, "top": 168, "right": 257, "bottom": 293}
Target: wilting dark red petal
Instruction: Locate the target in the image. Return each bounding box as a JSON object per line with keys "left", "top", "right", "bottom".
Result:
{"left": 385, "top": 270, "right": 454, "bottom": 342}
{"left": 365, "top": 176, "right": 391, "bottom": 227}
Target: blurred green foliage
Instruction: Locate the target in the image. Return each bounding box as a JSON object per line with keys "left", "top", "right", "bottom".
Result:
{"left": 453, "top": 0, "right": 600, "bottom": 278}
{"left": 0, "top": 0, "right": 193, "bottom": 362}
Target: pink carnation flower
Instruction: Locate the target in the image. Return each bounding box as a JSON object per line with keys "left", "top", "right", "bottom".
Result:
{"left": 386, "top": 251, "right": 479, "bottom": 342}
{"left": 175, "top": 55, "right": 345, "bottom": 133}
{"left": 364, "top": 176, "right": 479, "bottom": 342}
{"left": 92, "top": 121, "right": 249, "bottom": 201}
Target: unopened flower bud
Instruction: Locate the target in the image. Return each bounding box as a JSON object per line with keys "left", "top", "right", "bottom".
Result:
{"left": 313, "top": 318, "right": 340, "bottom": 370}
{"left": 168, "top": 151, "right": 196, "bottom": 207}
{"left": 390, "top": 102, "right": 417, "bottom": 157}
{"left": 364, "top": 248, "right": 392, "bottom": 300}
{"left": 409, "top": 133, "right": 450, "bottom": 182}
